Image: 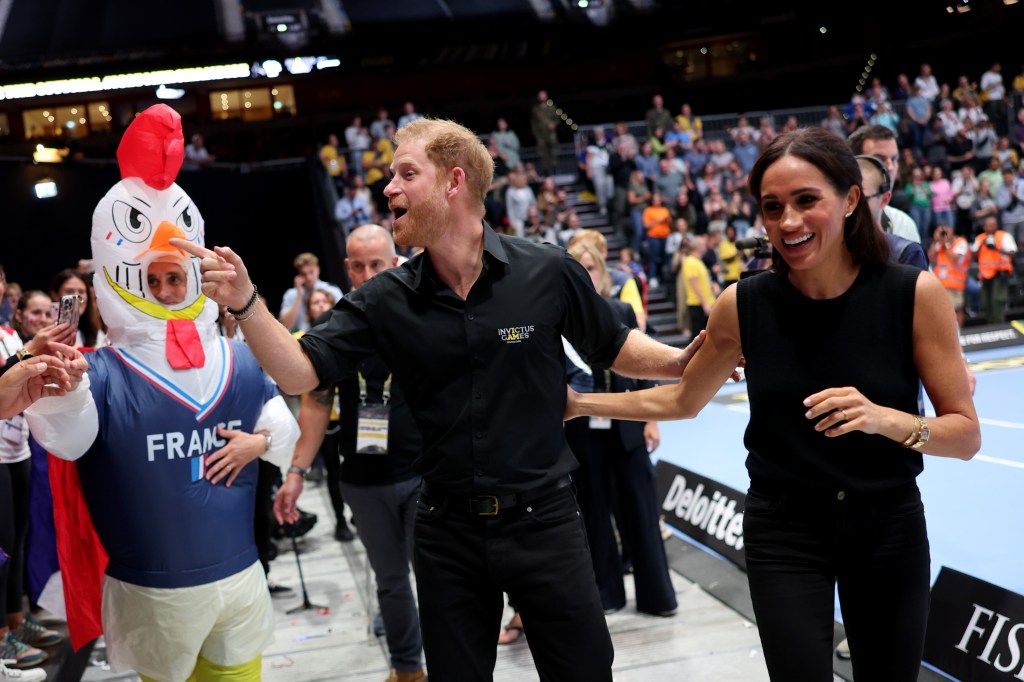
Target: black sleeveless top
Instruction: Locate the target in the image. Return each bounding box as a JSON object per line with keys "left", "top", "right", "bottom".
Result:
{"left": 736, "top": 264, "right": 922, "bottom": 493}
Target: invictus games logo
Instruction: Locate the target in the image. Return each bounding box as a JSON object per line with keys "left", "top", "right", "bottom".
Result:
{"left": 498, "top": 325, "right": 534, "bottom": 344}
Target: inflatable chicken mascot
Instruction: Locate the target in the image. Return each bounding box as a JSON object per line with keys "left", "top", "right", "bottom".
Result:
{"left": 25, "top": 104, "right": 298, "bottom": 682}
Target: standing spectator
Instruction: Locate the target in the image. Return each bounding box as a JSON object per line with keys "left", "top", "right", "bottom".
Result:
{"left": 996, "top": 169, "right": 1024, "bottom": 243}
{"left": 530, "top": 90, "right": 561, "bottom": 176}
{"left": 586, "top": 127, "right": 614, "bottom": 215}
{"left": 396, "top": 101, "right": 422, "bottom": 130}
{"left": 490, "top": 118, "right": 521, "bottom": 169}
{"left": 848, "top": 125, "right": 922, "bottom": 243}
{"left": 564, "top": 241, "right": 677, "bottom": 619}
{"left": 953, "top": 75, "right": 979, "bottom": 108}
{"left": 971, "top": 216, "right": 1018, "bottom": 324}
{"left": 936, "top": 99, "right": 962, "bottom": 139}
{"left": 971, "top": 119, "right": 999, "bottom": 174}
{"left": 915, "top": 63, "right": 940, "bottom": 102}
{"left": 718, "top": 224, "right": 745, "bottom": 286}
{"left": 503, "top": 169, "right": 536, "bottom": 239}
{"left": 278, "top": 253, "right": 343, "bottom": 333}
{"left": 642, "top": 191, "right": 672, "bottom": 287}
{"left": 370, "top": 107, "right": 395, "bottom": 142}
{"left": 681, "top": 235, "right": 715, "bottom": 334}
{"left": 729, "top": 115, "right": 757, "bottom": 142}
{"left": 344, "top": 116, "right": 371, "bottom": 178}
{"left": 846, "top": 103, "right": 870, "bottom": 135}
{"left": 627, "top": 168, "right": 652, "bottom": 257}
{"left": 905, "top": 86, "right": 932, "bottom": 154}
{"left": 930, "top": 167, "right": 955, "bottom": 232}
{"left": 276, "top": 225, "right": 426, "bottom": 682}
{"left": 644, "top": 94, "right": 673, "bottom": 139}
{"left": 979, "top": 63, "right": 1008, "bottom": 136}
{"left": 954, "top": 165, "right": 978, "bottom": 235}
{"left": 319, "top": 133, "right": 347, "bottom": 192}
{"left": 972, "top": 179, "right": 1000, "bottom": 234}
{"left": 929, "top": 225, "right": 971, "bottom": 328}
{"left": 909, "top": 168, "right": 933, "bottom": 240}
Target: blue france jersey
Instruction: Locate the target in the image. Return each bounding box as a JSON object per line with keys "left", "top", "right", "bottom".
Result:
{"left": 79, "top": 338, "right": 278, "bottom": 588}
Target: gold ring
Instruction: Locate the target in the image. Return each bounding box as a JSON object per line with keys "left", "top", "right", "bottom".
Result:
{"left": 226, "top": 464, "right": 233, "bottom": 471}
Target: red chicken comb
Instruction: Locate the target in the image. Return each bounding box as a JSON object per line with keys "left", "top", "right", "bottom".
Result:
{"left": 116, "top": 104, "right": 184, "bottom": 190}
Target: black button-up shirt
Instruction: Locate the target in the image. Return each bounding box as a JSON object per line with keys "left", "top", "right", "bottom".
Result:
{"left": 299, "top": 224, "right": 630, "bottom": 494}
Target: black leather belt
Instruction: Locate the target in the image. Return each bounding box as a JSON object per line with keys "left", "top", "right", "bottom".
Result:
{"left": 421, "top": 475, "right": 572, "bottom": 516}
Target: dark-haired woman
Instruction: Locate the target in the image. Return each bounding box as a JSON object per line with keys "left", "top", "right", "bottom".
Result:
{"left": 50, "top": 269, "right": 105, "bottom": 348}
{"left": 567, "top": 127, "right": 980, "bottom": 681}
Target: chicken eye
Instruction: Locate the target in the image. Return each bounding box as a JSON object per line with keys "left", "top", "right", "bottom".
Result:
{"left": 111, "top": 200, "right": 153, "bottom": 243}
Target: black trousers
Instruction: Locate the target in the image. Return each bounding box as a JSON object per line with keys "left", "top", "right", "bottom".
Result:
{"left": 0, "top": 459, "right": 30, "bottom": 617}
{"left": 414, "top": 485, "right": 613, "bottom": 682}
{"left": 743, "top": 482, "right": 930, "bottom": 682}
{"left": 571, "top": 420, "right": 676, "bottom": 614}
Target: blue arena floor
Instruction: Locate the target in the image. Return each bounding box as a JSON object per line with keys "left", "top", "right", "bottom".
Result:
{"left": 655, "top": 344, "right": 1024, "bottom": 619}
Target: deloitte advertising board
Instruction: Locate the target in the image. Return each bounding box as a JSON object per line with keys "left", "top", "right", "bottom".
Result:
{"left": 654, "top": 460, "right": 746, "bottom": 570}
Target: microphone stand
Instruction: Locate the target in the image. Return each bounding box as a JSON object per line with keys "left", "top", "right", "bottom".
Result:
{"left": 286, "top": 524, "right": 327, "bottom": 614}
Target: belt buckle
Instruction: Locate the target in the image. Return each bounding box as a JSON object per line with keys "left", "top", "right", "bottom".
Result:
{"left": 477, "top": 495, "right": 500, "bottom": 516}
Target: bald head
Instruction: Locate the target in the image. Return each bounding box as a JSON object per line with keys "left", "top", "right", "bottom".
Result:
{"left": 346, "top": 224, "right": 398, "bottom": 290}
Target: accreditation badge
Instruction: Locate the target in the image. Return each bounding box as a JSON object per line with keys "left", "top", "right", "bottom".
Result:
{"left": 356, "top": 404, "right": 389, "bottom": 455}
{"left": 589, "top": 417, "right": 612, "bottom": 430}
{"left": 1, "top": 415, "right": 25, "bottom": 445}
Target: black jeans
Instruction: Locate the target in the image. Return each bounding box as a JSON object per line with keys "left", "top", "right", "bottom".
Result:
{"left": 413, "top": 485, "right": 613, "bottom": 682}
{"left": 743, "top": 482, "right": 930, "bottom": 681}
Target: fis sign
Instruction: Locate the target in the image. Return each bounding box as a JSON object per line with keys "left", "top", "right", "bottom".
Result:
{"left": 925, "top": 567, "right": 1024, "bottom": 681}
{"left": 654, "top": 460, "right": 747, "bottom": 570}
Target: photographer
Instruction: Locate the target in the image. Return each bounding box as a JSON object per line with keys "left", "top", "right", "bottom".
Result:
{"left": 970, "top": 216, "right": 1017, "bottom": 324}
{"left": 929, "top": 225, "right": 972, "bottom": 328}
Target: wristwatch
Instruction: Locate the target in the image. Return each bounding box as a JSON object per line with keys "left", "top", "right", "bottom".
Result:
{"left": 910, "top": 419, "right": 931, "bottom": 451}
{"left": 287, "top": 465, "right": 309, "bottom": 479}
{"left": 15, "top": 348, "right": 33, "bottom": 362}
{"left": 258, "top": 430, "right": 272, "bottom": 453}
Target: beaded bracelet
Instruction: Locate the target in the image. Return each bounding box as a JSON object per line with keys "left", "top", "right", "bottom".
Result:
{"left": 227, "top": 284, "right": 259, "bottom": 320}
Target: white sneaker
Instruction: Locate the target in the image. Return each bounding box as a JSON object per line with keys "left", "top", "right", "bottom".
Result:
{"left": 0, "top": 660, "right": 47, "bottom": 681}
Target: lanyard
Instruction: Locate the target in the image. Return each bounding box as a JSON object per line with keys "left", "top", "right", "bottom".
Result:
{"left": 358, "top": 372, "right": 392, "bottom": 406}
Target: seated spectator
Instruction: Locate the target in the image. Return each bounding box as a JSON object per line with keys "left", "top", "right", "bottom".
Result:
{"left": 728, "top": 115, "right": 757, "bottom": 143}
{"left": 184, "top": 133, "right": 215, "bottom": 168}
{"left": 936, "top": 99, "right": 962, "bottom": 139}
{"left": 870, "top": 101, "right": 901, "bottom": 135}
{"left": 731, "top": 132, "right": 759, "bottom": 175}
{"left": 675, "top": 103, "right": 702, "bottom": 140}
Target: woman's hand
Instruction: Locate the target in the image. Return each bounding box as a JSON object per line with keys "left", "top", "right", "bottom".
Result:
{"left": 24, "top": 322, "right": 76, "bottom": 355}
{"left": 205, "top": 427, "right": 267, "bottom": 487}
{"left": 803, "top": 386, "right": 889, "bottom": 437}
{"left": 643, "top": 422, "right": 660, "bottom": 454}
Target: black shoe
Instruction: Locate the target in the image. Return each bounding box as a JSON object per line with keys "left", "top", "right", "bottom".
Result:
{"left": 272, "top": 508, "right": 318, "bottom": 539}
{"left": 335, "top": 522, "right": 355, "bottom": 542}
{"left": 638, "top": 607, "right": 677, "bottom": 618}
{"left": 268, "top": 581, "right": 294, "bottom": 598}
{"left": 603, "top": 605, "right": 623, "bottom": 615}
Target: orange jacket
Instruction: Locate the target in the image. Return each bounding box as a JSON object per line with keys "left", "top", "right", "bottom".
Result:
{"left": 933, "top": 237, "right": 970, "bottom": 291}
{"left": 973, "top": 230, "right": 1014, "bottom": 280}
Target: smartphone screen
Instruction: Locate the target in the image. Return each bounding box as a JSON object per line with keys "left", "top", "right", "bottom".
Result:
{"left": 58, "top": 294, "right": 81, "bottom": 328}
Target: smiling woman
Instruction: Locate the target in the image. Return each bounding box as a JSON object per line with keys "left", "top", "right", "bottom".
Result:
{"left": 568, "top": 127, "right": 981, "bottom": 681}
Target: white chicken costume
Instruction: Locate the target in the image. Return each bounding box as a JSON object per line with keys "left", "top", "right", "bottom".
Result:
{"left": 25, "top": 104, "right": 298, "bottom": 682}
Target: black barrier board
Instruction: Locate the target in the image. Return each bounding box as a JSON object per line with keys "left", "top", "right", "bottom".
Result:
{"left": 654, "top": 460, "right": 747, "bottom": 570}
{"left": 924, "top": 567, "right": 1024, "bottom": 681}
{"left": 959, "top": 322, "right": 1024, "bottom": 352}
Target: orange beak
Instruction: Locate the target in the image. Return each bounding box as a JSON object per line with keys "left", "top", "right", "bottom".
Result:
{"left": 135, "top": 221, "right": 187, "bottom": 260}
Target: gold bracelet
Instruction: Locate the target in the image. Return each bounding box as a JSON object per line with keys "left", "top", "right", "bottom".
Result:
{"left": 901, "top": 415, "right": 924, "bottom": 449}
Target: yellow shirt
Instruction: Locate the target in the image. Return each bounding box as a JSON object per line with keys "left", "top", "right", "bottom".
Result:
{"left": 363, "top": 139, "right": 395, "bottom": 185}
{"left": 683, "top": 255, "right": 714, "bottom": 307}
{"left": 618, "top": 277, "right": 644, "bottom": 322}
{"left": 319, "top": 144, "right": 345, "bottom": 177}
{"left": 718, "top": 239, "right": 744, "bottom": 282}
